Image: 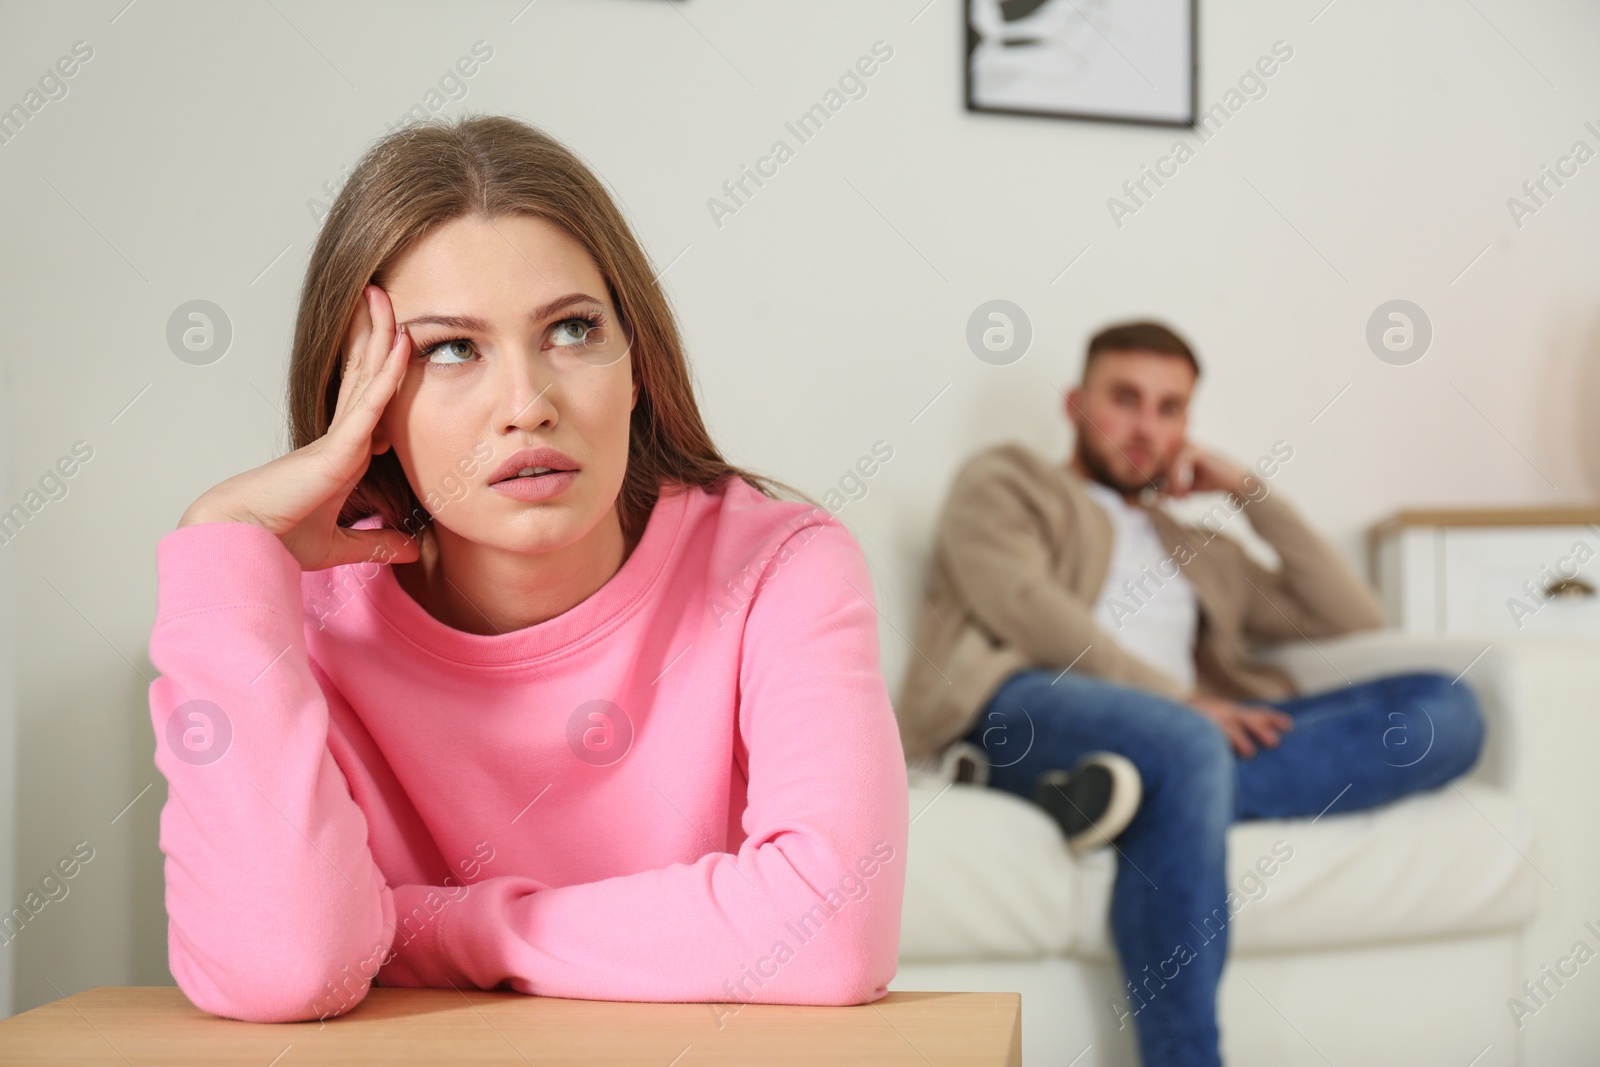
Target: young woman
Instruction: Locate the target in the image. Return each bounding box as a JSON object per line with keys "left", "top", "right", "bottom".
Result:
{"left": 147, "top": 114, "right": 908, "bottom": 1024}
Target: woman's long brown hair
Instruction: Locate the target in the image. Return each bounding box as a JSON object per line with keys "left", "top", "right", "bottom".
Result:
{"left": 286, "top": 113, "right": 811, "bottom": 546}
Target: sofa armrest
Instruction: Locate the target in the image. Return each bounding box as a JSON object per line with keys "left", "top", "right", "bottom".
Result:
{"left": 1256, "top": 628, "right": 1596, "bottom": 798}
{"left": 1259, "top": 629, "right": 1600, "bottom": 1062}
{"left": 1254, "top": 631, "right": 1510, "bottom": 790}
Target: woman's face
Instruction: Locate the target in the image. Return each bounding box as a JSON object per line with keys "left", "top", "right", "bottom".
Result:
{"left": 372, "top": 213, "right": 636, "bottom": 557}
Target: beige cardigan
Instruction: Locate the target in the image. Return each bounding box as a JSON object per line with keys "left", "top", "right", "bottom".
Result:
{"left": 895, "top": 443, "right": 1386, "bottom": 762}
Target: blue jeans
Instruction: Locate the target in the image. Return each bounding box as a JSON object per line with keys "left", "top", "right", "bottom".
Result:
{"left": 963, "top": 668, "right": 1486, "bottom": 1067}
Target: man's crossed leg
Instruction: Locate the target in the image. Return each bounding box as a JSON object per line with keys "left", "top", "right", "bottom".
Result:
{"left": 964, "top": 668, "right": 1485, "bottom": 1067}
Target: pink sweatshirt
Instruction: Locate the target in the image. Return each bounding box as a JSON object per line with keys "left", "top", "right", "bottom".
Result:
{"left": 146, "top": 478, "right": 908, "bottom": 1023}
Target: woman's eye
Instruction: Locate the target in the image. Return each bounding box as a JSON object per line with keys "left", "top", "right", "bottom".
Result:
{"left": 422, "top": 339, "right": 474, "bottom": 365}
{"left": 551, "top": 317, "right": 597, "bottom": 348}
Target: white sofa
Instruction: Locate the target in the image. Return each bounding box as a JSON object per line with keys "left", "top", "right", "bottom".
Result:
{"left": 889, "top": 632, "right": 1600, "bottom": 1066}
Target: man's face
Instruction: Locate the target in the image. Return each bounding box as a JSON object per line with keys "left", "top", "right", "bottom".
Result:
{"left": 1065, "top": 349, "right": 1195, "bottom": 494}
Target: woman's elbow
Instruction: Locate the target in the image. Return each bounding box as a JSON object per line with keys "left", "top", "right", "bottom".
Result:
{"left": 800, "top": 937, "right": 901, "bottom": 1006}
{"left": 170, "top": 929, "right": 385, "bottom": 1023}
{"left": 795, "top": 899, "right": 904, "bottom": 1006}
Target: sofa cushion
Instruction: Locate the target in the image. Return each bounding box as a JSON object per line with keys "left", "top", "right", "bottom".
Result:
{"left": 900, "top": 777, "right": 1542, "bottom": 963}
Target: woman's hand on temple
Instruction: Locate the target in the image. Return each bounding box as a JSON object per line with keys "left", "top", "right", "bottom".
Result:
{"left": 177, "top": 284, "right": 421, "bottom": 572}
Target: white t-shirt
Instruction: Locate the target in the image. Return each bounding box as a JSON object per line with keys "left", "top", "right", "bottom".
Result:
{"left": 1081, "top": 479, "right": 1198, "bottom": 690}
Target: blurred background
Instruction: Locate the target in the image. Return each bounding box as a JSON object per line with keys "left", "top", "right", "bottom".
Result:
{"left": 1, "top": 0, "right": 1597, "bottom": 1021}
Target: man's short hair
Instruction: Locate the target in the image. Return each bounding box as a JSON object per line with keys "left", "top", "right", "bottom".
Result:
{"left": 1084, "top": 320, "right": 1201, "bottom": 380}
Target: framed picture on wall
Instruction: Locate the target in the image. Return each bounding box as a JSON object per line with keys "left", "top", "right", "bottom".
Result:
{"left": 965, "top": 0, "right": 1197, "bottom": 128}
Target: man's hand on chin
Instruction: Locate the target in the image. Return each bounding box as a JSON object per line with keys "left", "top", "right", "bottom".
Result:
{"left": 1161, "top": 440, "right": 1250, "bottom": 501}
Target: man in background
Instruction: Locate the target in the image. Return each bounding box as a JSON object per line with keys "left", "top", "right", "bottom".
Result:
{"left": 895, "top": 320, "right": 1485, "bottom": 1067}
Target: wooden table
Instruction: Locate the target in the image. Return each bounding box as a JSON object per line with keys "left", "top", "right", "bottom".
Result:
{"left": 0, "top": 986, "right": 1022, "bottom": 1065}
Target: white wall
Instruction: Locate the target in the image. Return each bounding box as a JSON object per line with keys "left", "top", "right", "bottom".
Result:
{"left": 1, "top": 0, "right": 1596, "bottom": 1016}
{"left": 0, "top": 241, "right": 15, "bottom": 1015}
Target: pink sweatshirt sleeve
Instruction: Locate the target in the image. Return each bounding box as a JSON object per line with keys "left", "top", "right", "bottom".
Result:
{"left": 377, "top": 517, "right": 910, "bottom": 1007}
{"left": 148, "top": 521, "right": 394, "bottom": 1023}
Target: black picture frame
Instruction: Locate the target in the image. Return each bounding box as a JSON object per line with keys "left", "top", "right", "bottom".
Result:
{"left": 964, "top": 0, "right": 1198, "bottom": 129}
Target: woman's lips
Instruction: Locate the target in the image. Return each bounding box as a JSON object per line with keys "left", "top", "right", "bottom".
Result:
{"left": 488, "top": 469, "right": 579, "bottom": 501}
{"left": 487, "top": 446, "right": 582, "bottom": 485}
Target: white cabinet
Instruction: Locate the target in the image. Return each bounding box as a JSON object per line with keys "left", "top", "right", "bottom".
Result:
{"left": 1369, "top": 508, "right": 1600, "bottom": 639}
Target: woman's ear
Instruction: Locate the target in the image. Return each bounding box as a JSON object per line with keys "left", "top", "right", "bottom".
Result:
{"left": 370, "top": 422, "right": 392, "bottom": 456}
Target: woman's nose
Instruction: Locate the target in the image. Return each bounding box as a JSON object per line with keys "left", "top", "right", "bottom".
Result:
{"left": 496, "top": 346, "right": 558, "bottom": 432}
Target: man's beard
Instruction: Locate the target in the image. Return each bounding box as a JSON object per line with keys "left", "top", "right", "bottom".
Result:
{"left": 1075, "top": 434, "right": 1163, "bottom": 496}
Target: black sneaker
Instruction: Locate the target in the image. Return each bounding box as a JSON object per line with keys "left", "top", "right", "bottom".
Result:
{"left": 1032, "top": 752, "right": 1143, "bottom": 854}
